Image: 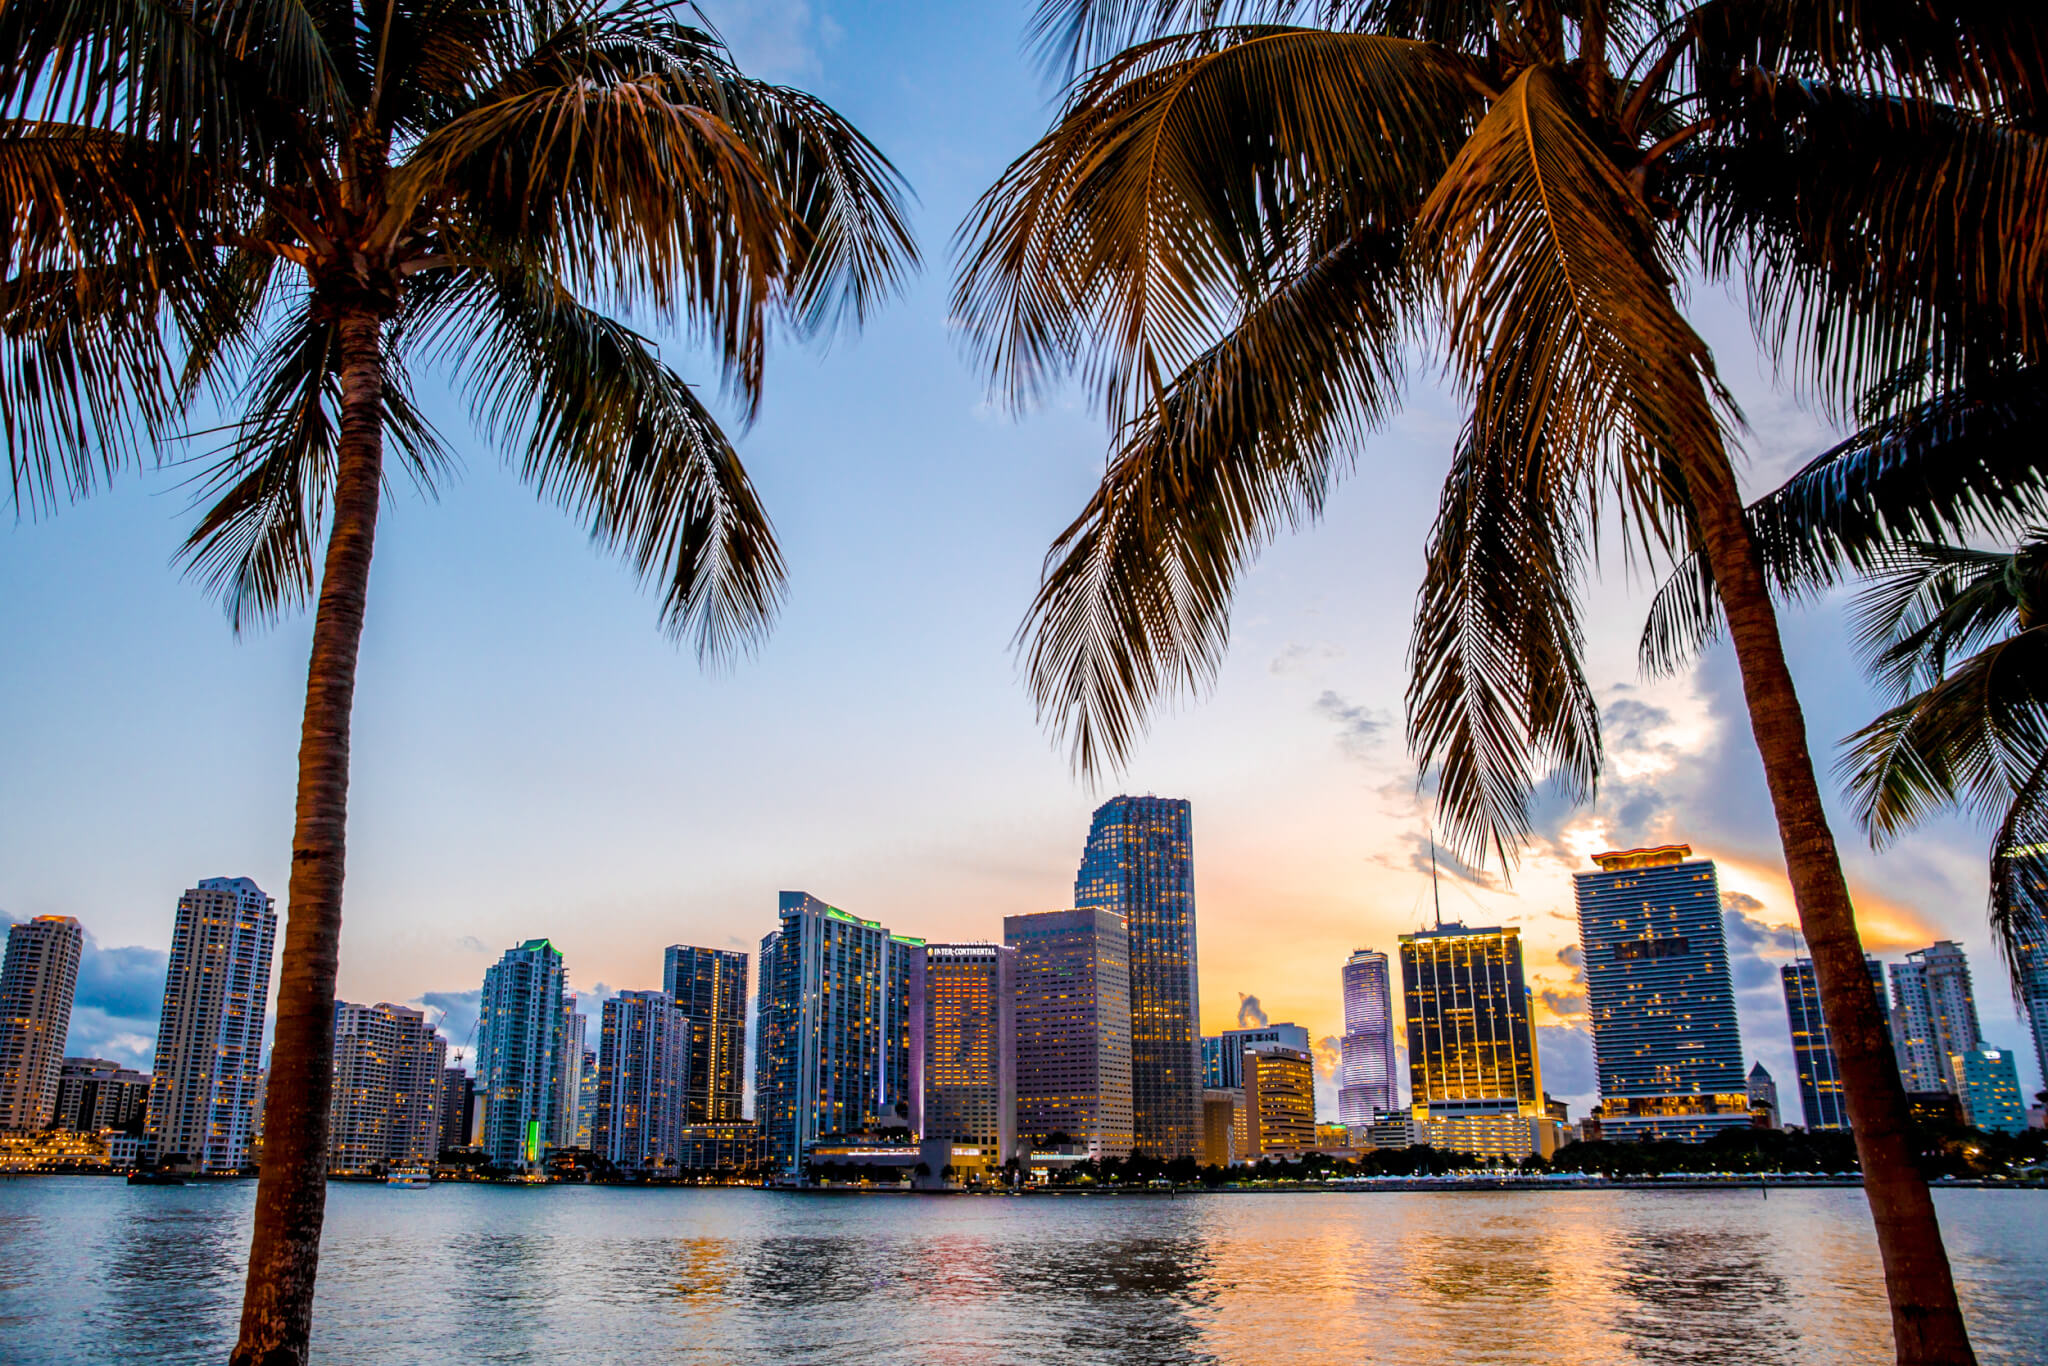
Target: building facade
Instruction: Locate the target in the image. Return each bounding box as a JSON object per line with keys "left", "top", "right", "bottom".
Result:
{"left": 437, "top": 1067, "right": 474, "bottom": 1153}
{"left": 664, "top": 944, "right": 750, "bottom": 1122}
{"left": 1241, "top": 1047, "right": 1315, "bottom": 1157}
{"left": 1782, "top": 956, "right": 1889, "bottom": 1130}
{"left": 53, "top": 1058, "right": 152, "bottom": 1134}
{"left": 475, "top": 939, "right": 567, "bottom": 1168}
{"left": 595, "top": 990, "right": 690, "bottom": 1172}
{"left": 0, "top": 915, "right": 84, "bottom": 1132}
{"left": 147, "top": 878, "right": 276, "bottom": 1171}
{"left": 2017, "top": 922, "right": 2048, "bottom": 1095}
{"left": 755, "top": 893, "right": 925, "bottom": 1172}
{"left": 1200, "top": 1088, "right": 1245, "bottom": 1166}
{"left": 553, "top": 1001, "right": 586, "bottom": 1151}
{"left": 1575, "top": 847, "right": 1750, "bottom": 1142}
{"left": 1004, "top": 908, "right": 1134, "bottom": 1160}
{"left": 920, "top": 943, "right": 1016, "bottom": 1159}
{"left": 1746, "top": 1062, "right": 1780, "bottom": 1130}
{"left": 1399, "top": 922, "right": 1542, "bottom": 1121}
{"left": 1890, "top": 941, "right": 1983, "bottom": 1094}
{"left": 1201, "top": 1024, "right": 1312, "bottom": 1090}
{"left": 1951, "top": 1046, "right": 2027, "bottom": 1134}
{"left": 1074, "top": 796, "right": 1201, "bottom": 1158}
{"left": 329, "top": 1002, "right": 447, "bottom": 1172}
{"left": 676, "top": 1121, "right": 766, "bottom": 1174}
{"left": 1338, "top": 948, "right": 1398, "bottom": 1128}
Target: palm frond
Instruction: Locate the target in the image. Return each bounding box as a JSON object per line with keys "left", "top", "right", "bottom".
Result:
{"left": 1988, "top": 748, "right": 2048, "bottom": 988}
{"left": 956, "top": 26, "right": 1477, "bottom": 427}
{"left": 1021, "top": 226, "right": 1412, "bottom": 772}
{"left": 1640, "top": 365, "right": 2048, "bottom": 675}
{"left": 417, "top": 265, "right": 784, "bottom": 663}
{"left": 1847, "top": 541, "right": 2020, "bottom": 703}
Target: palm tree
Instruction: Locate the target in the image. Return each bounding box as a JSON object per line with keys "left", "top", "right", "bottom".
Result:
{"left": 3, "top": 2, "right": 913, "bottom": 1361}
{"left": 955, "top": 3, "right": 2043, "bottom": 1360}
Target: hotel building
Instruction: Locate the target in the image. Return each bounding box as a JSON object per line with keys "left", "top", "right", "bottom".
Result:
{"left": 475, "top": 939, "right": 567, "bottom": 1168}
{"left": 1337, "top": 948, "right": 1398, "bottom": 1129}
{"left": 328, "top": 1001, "right": 447, "bottom": 1172}
{"left": 664, "top": 944, "right": 749, "bottom": 1122}
{"left": 1890, "top": 941, "right": 1983, "bottom": 1094}
{"left": 0, "top": 915, "right": 83, "bottom": 1132}
{"left": 1575, "top": 846, "right": 1750, "bottom": 1142}
{"left": 146, "top": 879, "right": 275, "bottom": 1171}
{"left": 1005, "top": 907, "right": 1134, "bottom": 1160}
{"left": 1075, "top": 796, "right": 1201, "bottom": 1158}
{"left": 595, "top": 990, "right": 690, "bottom": 1172}
{"left": 920, "top": 943, "right": 1016, "bottom": 1159}
{"left": 1782, "top": 956, "right": 1889, "bottom": 1130}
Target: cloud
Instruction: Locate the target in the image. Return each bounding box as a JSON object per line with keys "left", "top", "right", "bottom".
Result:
{"left": 3, "top": 911, "right": 168, "bottom": 1071}
{"left": 710, "top": 0, "right": 835, "bottom": 80}
{"left": 1270, "top": 643, "right": 1343, "bottom": 677}
{"left": 1722, "top": 898, "right": 1804, "bottom": 991}
{"left": 1403, "top": 833, "right": 1504, "bottom": 892}
{"left": 1236, "top": 992, "right": 1268, "bottom": 1029}
{"left": 1313, "top": 691, "right": 1387, "bottom": 760}
{"left": 416, "top": 989, "right": 481, "bottom": 1058}
{"left": 1557, "top": 944, "right": 1585, "bottom": 970}
{"left": 1537, "top": 1025, "right": 1597, "bottom": 1112}
{"left": 455, "top": 935, "right": 488, "bottom": 954}
{"left": 1313, "top": 1035, "right": 1342, "bottom": 1079}
{"left": 1539, "top": 988, "right": 1588, "bottom": 1020}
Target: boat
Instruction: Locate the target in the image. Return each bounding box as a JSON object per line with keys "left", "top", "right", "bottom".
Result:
{"left": 385, "top": 1168, "right": 432, "bottom": 1188}
{"left": 127, "top": 1171, "right": 184, "bottom": 1186}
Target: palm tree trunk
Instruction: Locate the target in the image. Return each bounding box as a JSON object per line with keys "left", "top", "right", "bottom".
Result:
{"left": 1681, "top": 433, "right": 1976, "bottom": 1365}
{"left": 232, "top": 306, "right": 387, "bottom": 1366}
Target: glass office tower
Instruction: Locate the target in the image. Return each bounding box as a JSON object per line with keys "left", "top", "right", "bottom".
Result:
{"left": 1782, "top": 955, "right": 1889, "bottom": 1130}
{"left": 1074, "top": 796, "right": 1201, "bottom": 1158}
{"left": 1005, "top": 908, "right": 1134, "bottom": 1159}
{"left": 663, "top": 944, "right": 749, "bottom": 1122}
{"left": 1398, "top": 923, "right": 1542, "bottom": 1120}
{"left": 1338, "top": 948, "right": 1398, "bottom": 1127}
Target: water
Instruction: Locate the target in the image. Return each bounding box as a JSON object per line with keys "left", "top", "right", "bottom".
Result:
{"left": 2, "top": 1180, "right": 2043, "bottom": 1364}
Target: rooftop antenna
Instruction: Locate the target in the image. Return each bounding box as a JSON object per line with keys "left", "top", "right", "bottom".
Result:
{"left": 1428, "top": 827, "right": 1443, "bottom": 931}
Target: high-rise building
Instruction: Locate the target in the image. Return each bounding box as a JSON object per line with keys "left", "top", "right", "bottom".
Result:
{"left": 1782, "top": 956, "right": 1890, "bottom": 1130}
{"left": 53, "top": 1058, "right": 152, "bottom": 1133}
{"left": 1575, "top": 846, "right": 1750, "bottom": 1142}
{"left": 1201, "top": 1025, "right": 1312, "bottom": 1090}
{"left": 575, "top": 1049, "right": 597, "bottom": 1148}
{"left": 1399, "top": 922, "right": 1542, "bottom": 1120}
{"left": 920, "top": 943, "right": 1015, "bottom": 1159}
{"left": 1074, "top": 796, "right": 1201, "bottom": 1158}
{"left": 664, "top": 945, "right": 749, "bottom": 1122}
{"left": 553, "top": 1000, "right": 586, "bottom": 1150}
{"left": 328, "top": 1002, "right": 447, "bottom": 1172}
{"left": 0, "top": 915, "right": 84, "bottom": 1132}
{"left": 755, "top": 893, "right": 925, "bottom": 1172}
{"left": 595, "top": 990, "right": 690, "bottom": 1172}
{"left": 2017, "top": 922, "right": 2048, "bottom": 1094}
{"left": 1005, "top": 908, "right": 1134, "bottom": 1160}
{"left": 475, "top": 939, "right": 567, "bottom": 1169}
{"left": 1201, "top": 1088, "right": 1245, "bottom": 1166}
{"left": 1241, "top": 1047, "right": 1315, "bottom": 1157}
{"left": 1338, "top": 948, "right": 1398, "bottom": 1128}
{"left": 146, "top": 879, "right": 275, "bottom": 1171}
{"left": 1890, "top": 941, "right": 1983, "bottom": 1094}
{"left": 437, "top": 1067, "right": 473, "bottom": 1154}
{"left": 1746, "top": 1062, "right": 1780, "bottom": 1130}
{"left": 1951, "top": 1045, "right": 2027, "bottom": 1134}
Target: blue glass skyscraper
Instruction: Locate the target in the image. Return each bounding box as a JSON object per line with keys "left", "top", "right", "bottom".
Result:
{"left": 1575, "top": 846, "right": 1749, "bottom": 1141}
{"left": 2018, "top": 922, "right": 2048, "bottom": 1094}
{"left": 475, "top": 938, "right": 566, "bottom": 1169}
{"left": 1075, "top": 796, "right": 1201, "bottom": 1158}
{"left": 1782, "top": 955, "right": 1889, "bottom": 1129}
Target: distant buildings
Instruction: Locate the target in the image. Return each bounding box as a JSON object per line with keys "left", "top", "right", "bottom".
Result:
{"left": 755, "top": 892, "right": 924, "bottom": 1172}
{"left": 1075, "top": 796, "right": 1201, "bottom": 1158}
{"left": 664, "top": 945, "right": 749, "bottom": 1122}
{"left": 675, "top": 1122, "right": 765, "bottom": 1174}
{"left": 1782, "top": 956, "right": 1889, "bottom": 1130}
{"left": 2019, "top": 923, "right": 2048, "bottom": 1094}
{"left": 0, "top": 915, "right": 83, "bottom": 1132}
{"left": 328, "top": 1002, "right": 447, "bottom": 1172}
{"left": 53, "top": 1058, "right": 151, "bottom": 1134}
{"left": 1241, "top": 1046, "right": 1315, "bottom": 1157}
{"left": 147, "top": 878, "right": 275, "bottom": 1171}
{"left": 438, "top": 1067, "right": 474, "bottom": 1153}
{"left": 1337, "top": 949, "right": 1398, "bottom": 1129}
{"left": 594, "top": 990, "right": 689, "bottom": 1172}
{"left": 1951, "top": 1046, "right": 2027, "bottom": 1134}
{"left": 1201, "top": 1024, "right": 1311, "bottom": 1090}
{"left": 1575, "top": 846, "right": 1750, "bottom": 1143}
{"left": 1746, "top": 1062, "right": 1780, "bottom": 1130}
{"left": 1005, "top": 907, "right": 1134, "bottom": 1159}
{"left": 554, "top": 1001, "right": 586, "bottom": 1151}
{"left": 475, "top": 939, "right": 567, "bottom": 1169}
{"left": 575, "top": 1049, "right": 597, "bottom": 1149}
{"left": 920, "top": 943, "right": 1015, "bottom": 1159}
{"left": 1890, "top": 941, "right": 1982, "bottom": 1094}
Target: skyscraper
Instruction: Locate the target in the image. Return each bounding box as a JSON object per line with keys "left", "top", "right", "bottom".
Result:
{"left": 755, "top": 893, "right": 925, "bottom": 1172}
{"left": 328, "top": 1002, "right": 447, "bottom": 1172}
{"left": 1200, "top": 1024, "right": 1312, "bottom": 1090}
{"left": 1338, "top": 948, "right": 1398, "bottom": 1127}
{"left": 0, "top": 915, "right": 83, "bottom": 1132}
{"left": 595, "top": 990, "right": 690, "bottom": 1172}
{"left": 475, "top": 939, "right": 566, "bottom": 1169}
{"left": 1782, "top": 956, "right": 1890, "bottom": 1130}
{"left": 1241, "top": 1046, "right": 1316, "bottom": 1157}
{"left": 147, "top": 878, "right": 276, "bottom": 1171}
{"left": 437, "top": 1067, "right": 474, "bottom": 1153}
{"left": 1951, "top": 1045, "right": 2027, "bottom": 1134}
{"left": 664, "top": 944, "right": 749, "bottom": 1122}
{"left": 553, "top": 1000, "right": 586, "bottom": 1149}
{"left": 1074, "top": 796, "right": 1200, "bottom": 1158}
{"left": 1575, "top": 846, "right": 1750, "bottom": 1142}
{"left": 2018, "top": 923, "right": 2048, "bottom": 1094}
{"left": 1005, "top": 908, "right": 1134, "bottom": 1159}
{"left": 1747, "top": 1062, "right": 1780, "bottom": 1129}
{"left": 920, "top": 943, "right": 1016, "bottom": 1158}
{"left": 1398, "top": 923, "right": 1542, "bottom": 1122}
{"left": 1890, "top": 941, "right": 1984, "bottom": 1094}
{"left": 576, "top": 1049, "right": 598, "bottom": 1148}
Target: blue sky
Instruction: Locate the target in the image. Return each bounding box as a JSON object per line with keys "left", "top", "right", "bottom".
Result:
{"left": 0, "top": 0, "right": 2037, "bottom": 1125}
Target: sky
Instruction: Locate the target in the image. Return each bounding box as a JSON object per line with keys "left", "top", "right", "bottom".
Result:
{"left": 1, "top": 0, "right": 2038, "bottom": 1130}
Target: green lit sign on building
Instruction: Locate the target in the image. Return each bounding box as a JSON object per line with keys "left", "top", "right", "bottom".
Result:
{"left": 525, "top": 1119, "right": 541, "bottom": 1165}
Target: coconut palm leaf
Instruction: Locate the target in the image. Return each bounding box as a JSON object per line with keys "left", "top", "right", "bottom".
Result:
{"left": 1847, "top": 540, "right": 2024, "bottom": 702}
{"left": 1989, "top": 749, "right": 2048, "bottom": 980}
